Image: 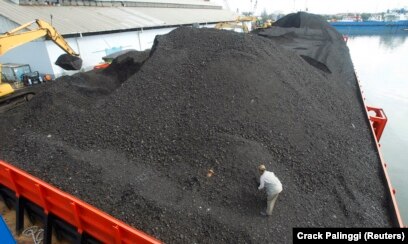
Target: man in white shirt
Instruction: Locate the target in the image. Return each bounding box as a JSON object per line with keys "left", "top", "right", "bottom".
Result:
{"left": 258, "top": 164, "right": 283, "bottom": 216}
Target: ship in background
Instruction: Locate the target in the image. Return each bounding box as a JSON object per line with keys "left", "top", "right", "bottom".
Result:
{"left": 330, "top": 12, "right": 408, "bottom": 35}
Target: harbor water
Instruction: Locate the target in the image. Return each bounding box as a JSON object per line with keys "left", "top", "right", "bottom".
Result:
{"left": 347, "top": 34, "right": 408, "bottom": 224}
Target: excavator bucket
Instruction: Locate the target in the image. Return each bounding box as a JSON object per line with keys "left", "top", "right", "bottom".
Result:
{"left": 55, "top": 54, "right": 83, "bottom": 70}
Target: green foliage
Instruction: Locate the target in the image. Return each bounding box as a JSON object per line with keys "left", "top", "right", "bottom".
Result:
{"left": 361, "top": 13, "right": 372, "bottom": 21}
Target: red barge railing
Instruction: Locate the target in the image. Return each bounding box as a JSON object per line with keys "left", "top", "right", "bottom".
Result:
{"left": 355, "top": 71, "right": 404, "bottom": 227}
{"left": 0, "top": 160, "right": 162, "bottom": 244}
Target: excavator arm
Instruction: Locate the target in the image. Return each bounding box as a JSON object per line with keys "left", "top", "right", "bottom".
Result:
{"left": 0, "top": 19, "right": 82, "bottom": 110}
{"left": 215, "top": 21, "right": 249, "bottom": 33}
{"left": 237, "top": 16, "right": 257, "bottom": 22}
{"left": 0, "top": 19, "right": 79, "bottom": 56}
{"left": 0, "top": 19, "right": 82, "bottom": 73}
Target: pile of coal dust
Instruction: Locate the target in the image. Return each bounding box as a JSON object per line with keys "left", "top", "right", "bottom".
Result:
{"left": 255, "top": 12, "right": 354, "bottom": 81}
{"left": 273, "top": 11, "right": 335, "bottom": 29}
{"left": 0, "top": 15, "right": 392, "bottom": 244}
{"left": 60, "top": 50, "right": 150, "bottom": 98}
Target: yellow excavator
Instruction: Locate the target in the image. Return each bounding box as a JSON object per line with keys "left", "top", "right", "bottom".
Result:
{"left": 215, "top": 16, "right": 273, "bottom": 33}
{"left": 255, "top": 19, "right": 273, "bottom": 29}
{"left": 0, "top": 19, "right": 82, "bottom": 111}
{"left": 239, "top": 16, "right": 273, "bottom": 29}
{"left": 236, "top": 16, "right": 257, "bottom": 22}
{"left": 215, "top": 16, "right": 258, "bottom": 33}
{"left": 215, "top": 21, "right": 250, "bottom": 33}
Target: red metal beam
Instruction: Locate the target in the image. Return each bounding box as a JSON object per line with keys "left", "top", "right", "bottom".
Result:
{"left": 367, "top": 106, "right": 387, "bottom": 142}
{"left": 0, "top": 160, "right": 162, "bottom": 244}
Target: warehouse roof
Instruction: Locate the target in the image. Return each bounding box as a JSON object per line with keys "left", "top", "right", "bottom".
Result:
{"left": 0, "top": 0, "right": 236, "bottom": 35}
{"left": 86, "top": 0, "right": 219, "bottom": 6}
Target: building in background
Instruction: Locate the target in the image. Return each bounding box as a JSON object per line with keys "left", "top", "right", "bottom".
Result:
{"left": 0, "top": 0, "right": 236, "bottom": 77}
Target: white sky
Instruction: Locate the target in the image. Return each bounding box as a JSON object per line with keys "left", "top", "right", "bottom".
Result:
{"left": 215, "top": 0, "right": 408, "bottom": 15}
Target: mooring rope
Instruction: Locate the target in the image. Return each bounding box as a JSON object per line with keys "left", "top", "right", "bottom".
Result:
{"left": 22, "top": 226, "right": 44, "bottom": 244}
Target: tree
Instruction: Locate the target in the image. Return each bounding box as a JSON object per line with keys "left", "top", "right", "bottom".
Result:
{"left": 361, "top": 13, "right": 372, "bottom": 21}
{"left": 261, "top": 9, "right": 269, "bottom": 20}
{"left": 242, "top": 11, "right": 253, "bottom": 16}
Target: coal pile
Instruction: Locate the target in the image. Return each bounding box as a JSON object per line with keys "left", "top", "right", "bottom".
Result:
{"left": 55, "top": 54, "right": 83, "bottom": 70}
{"left": 255, "top": 12, "right": 354, "bottom": 83}
{"left": 273, "top": 11, "right": 335, "bottom": 29}
{"left": 0, "top": 13, "right": 393, "bottom": 244}
{"left": 59, "top": 50, "right": 150, "bottom": 97}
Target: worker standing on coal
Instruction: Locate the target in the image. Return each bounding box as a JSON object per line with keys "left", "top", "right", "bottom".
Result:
{"left": 258, "top": 164, "right": 282, "bottom": 216}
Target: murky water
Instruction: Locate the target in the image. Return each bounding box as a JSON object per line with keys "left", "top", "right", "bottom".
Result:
{"left": 347, "top": 34, "right": 408, "bottom": 224}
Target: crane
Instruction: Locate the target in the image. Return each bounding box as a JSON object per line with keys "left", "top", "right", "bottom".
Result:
{"left": 0, "top": 19, "right": 82, "bottom": 111}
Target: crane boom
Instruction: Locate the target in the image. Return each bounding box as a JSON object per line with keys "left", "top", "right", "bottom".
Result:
{"left": 0, "top": 19, "right": 79, "bottom": 56}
